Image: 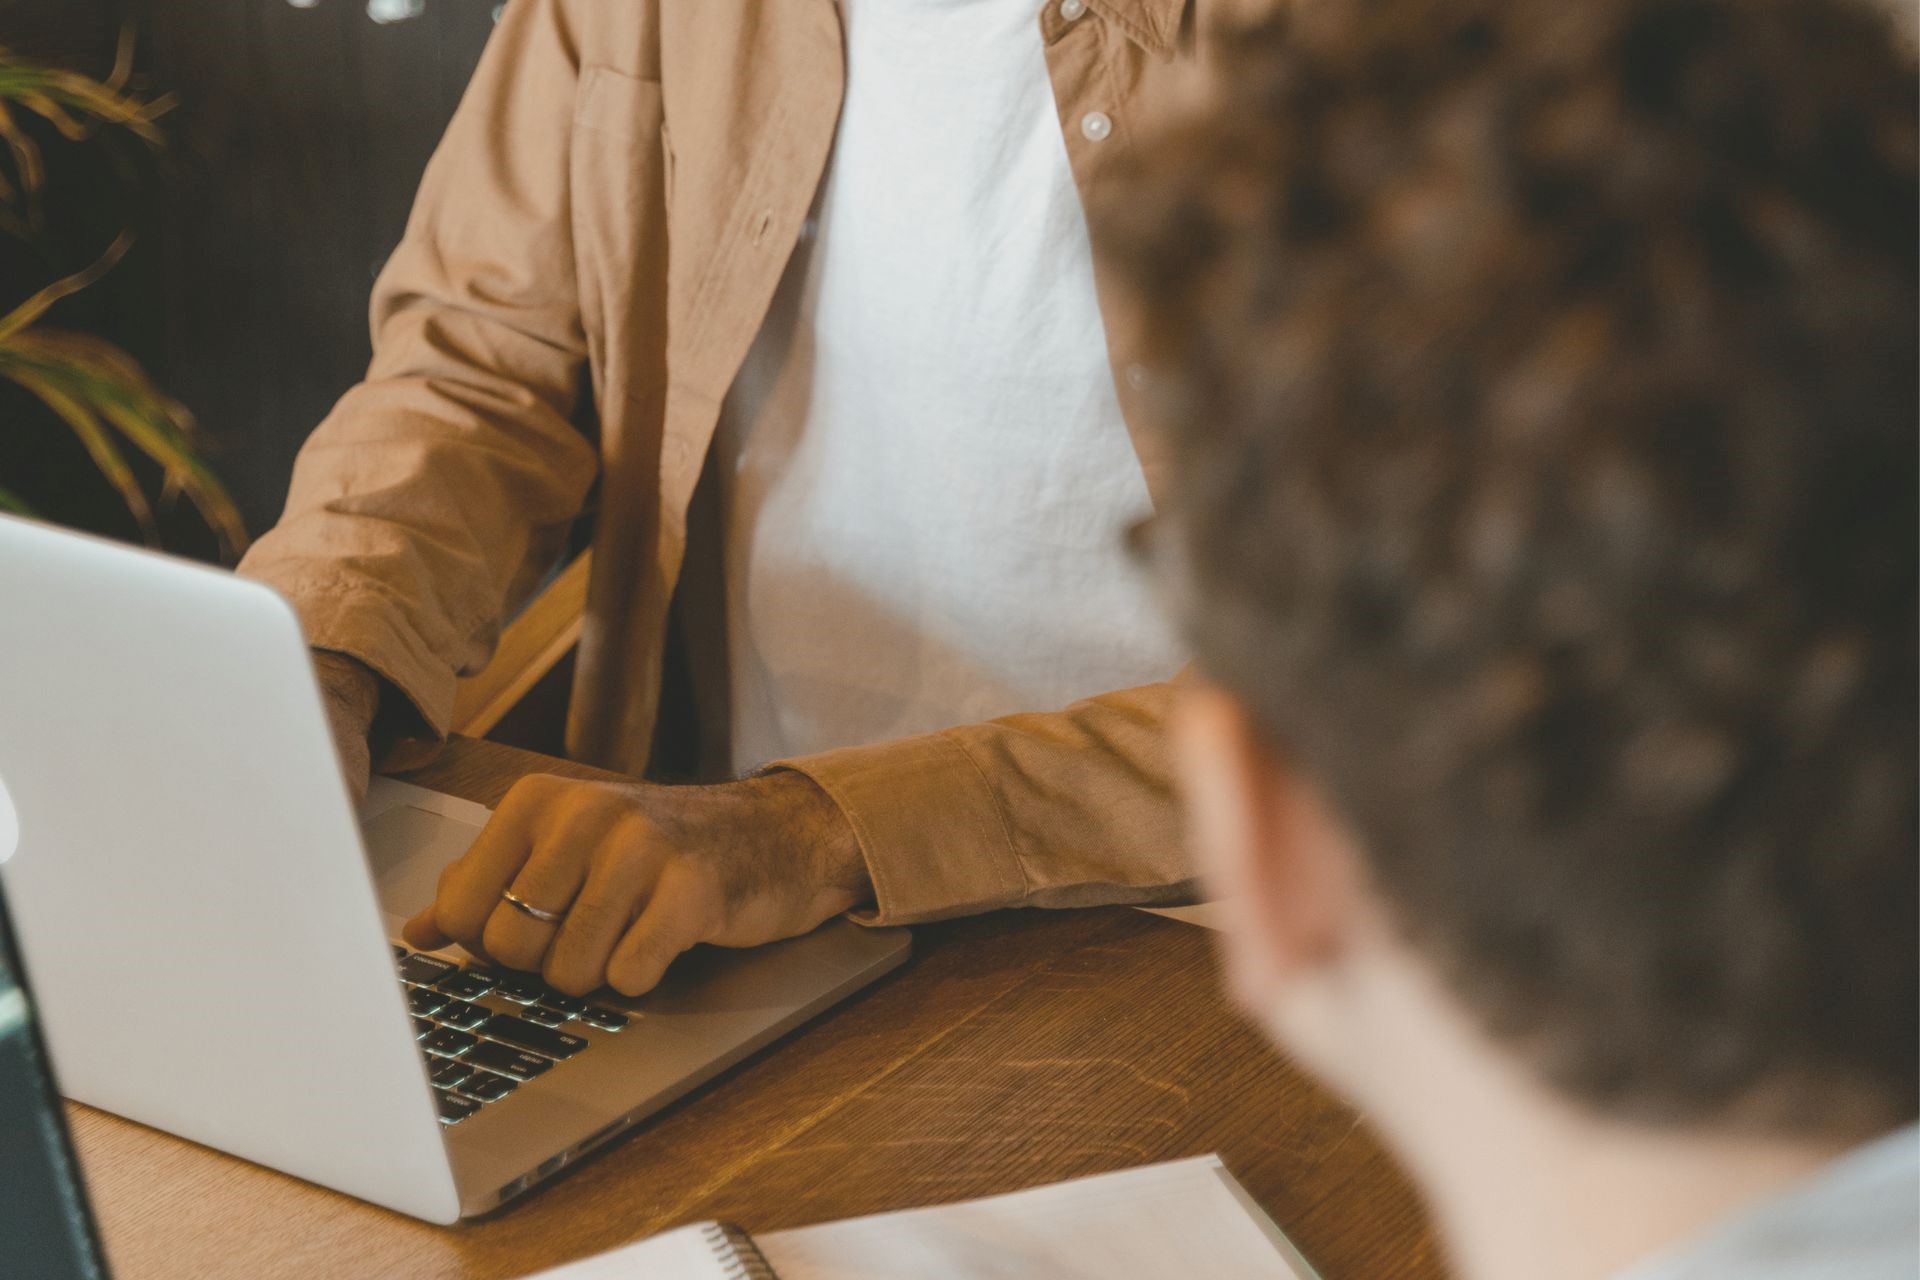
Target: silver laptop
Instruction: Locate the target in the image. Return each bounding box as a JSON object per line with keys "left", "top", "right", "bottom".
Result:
{"left": 0, "top": 514, "right": 909, "bottom": 1223}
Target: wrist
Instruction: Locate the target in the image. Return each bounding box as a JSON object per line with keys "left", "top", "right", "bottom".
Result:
{"left": 754, "top": 769, "right": 872, "bottom": 917}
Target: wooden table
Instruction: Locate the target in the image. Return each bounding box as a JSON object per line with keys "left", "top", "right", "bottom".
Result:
{"left": 70, "top": 739, "right": 1445, "bottom": 1280}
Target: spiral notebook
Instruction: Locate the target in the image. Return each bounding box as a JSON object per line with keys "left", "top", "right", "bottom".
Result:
{"left": 525, "top": 1221, "right": 778, "bottom": 1280}
{"left": 523, "top": 1155, "right": 1317, "bottom": 1280}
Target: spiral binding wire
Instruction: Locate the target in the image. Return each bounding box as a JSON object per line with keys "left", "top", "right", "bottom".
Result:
{"left": 702, "top": 1221, "right": 782, "bottom": 1280}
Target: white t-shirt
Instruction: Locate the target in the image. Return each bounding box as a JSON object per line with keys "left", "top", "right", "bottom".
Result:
{"left": 1616, "top": 1123, "right": 1918, "bottom": 1280}
{"left": 714, "top": 0, "right": 1183, "bottom": 774}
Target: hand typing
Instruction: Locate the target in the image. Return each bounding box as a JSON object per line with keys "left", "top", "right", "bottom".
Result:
{"left": 400, "top": 770, "right": 873, "bottom": 996}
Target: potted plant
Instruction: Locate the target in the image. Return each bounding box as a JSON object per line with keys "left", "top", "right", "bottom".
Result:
{"left": 0, "top": 31, "right": 246, "bottom": 557}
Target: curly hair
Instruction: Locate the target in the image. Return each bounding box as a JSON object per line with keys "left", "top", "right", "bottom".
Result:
{"left": 1107, "top": 0, "right": 1918, "bottom": 1132}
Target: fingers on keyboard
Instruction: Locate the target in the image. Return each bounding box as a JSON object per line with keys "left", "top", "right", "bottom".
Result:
{"left": 393, "top": 945, "right": 632, "bottom": 1123}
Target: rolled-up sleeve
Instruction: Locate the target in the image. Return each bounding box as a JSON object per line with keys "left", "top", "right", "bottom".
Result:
{"left": 779, "top": 681, "right": 1197, "bottom": 925}
{"left": 238, "top": 0, "right": 598, "bottom": 755}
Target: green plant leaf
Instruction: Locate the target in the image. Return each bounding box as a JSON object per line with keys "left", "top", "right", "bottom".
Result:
{"left": 0, "top": 42, "right": 238, "bottom": 555}
{"left": 0, "top": 103, "right": 28, "bottom": 206}
{"left": 66, "top": 358, "right": 249, "bottom": 553}
{"left": 0, "top": 230, "right": 130, "bottom": 342}
{"left": 0, "top": 44, "right": 171, "bottom": 141}
{"left": 0, "top": 357, "right": 158, "bottom": 542}
{"left": 0, "top": 35, "right": 171, "bottom": 223}
{"left": 0, "top": 479, "right": 35, "bottom": 516}
{"left": 0, "top": 321, "right": 250, "bottom": 556}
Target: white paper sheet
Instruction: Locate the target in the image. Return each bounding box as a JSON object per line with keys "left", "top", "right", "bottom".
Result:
{"left": 521, "top": 1224, "right": 747, "bottom": 1279}
{"left": 757, "top": 1156, "right": 1317, "bottom": 1280}
{"left": 1139, "top": 902, "right": 1229, "bottom": 930}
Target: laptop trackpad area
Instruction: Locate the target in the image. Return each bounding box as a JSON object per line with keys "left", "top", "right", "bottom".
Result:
{"left": 360, "top": 779, "right": 490, "bottom": 933}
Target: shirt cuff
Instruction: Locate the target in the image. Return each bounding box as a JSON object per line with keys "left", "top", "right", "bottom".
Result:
{"left": 776, "top": 732, "right": 1027, "bottom": 926}
{"left": 256, "top": 574, "right": 456, "bottom": 770}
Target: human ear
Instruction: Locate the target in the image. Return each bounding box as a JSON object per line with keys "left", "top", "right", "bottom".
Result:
{"left": 1172, "top": 683, "right": 1367, "bottom": 1012}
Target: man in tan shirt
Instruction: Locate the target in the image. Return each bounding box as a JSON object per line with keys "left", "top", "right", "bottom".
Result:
{"left": 242, "top": 0, "right": 1220, "bottom": 995}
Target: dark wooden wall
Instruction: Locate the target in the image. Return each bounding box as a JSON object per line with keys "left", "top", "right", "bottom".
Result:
{"left": 0, "top": 0, "right": 499, "bottom": 547}
{"left": 0, "top": 0, "right": 165, "bottom": 547}
{"left": 133, "top": 0, "right": 500, "bottom": 539}
{"left": 3, "top": 0, "right": 590, "bottom": 750}
{"left": 0, "top": 0, "right": 118, "bottom": 58}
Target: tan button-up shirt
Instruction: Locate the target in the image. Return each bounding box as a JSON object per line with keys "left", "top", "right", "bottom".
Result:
{"left": 240, "top": 0, "right": 1217, "bottom": 924}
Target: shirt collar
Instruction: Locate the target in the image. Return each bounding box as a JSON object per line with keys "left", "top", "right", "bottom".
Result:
{"left": 1083, "top": 0, "right": 1188, "bottom": 55}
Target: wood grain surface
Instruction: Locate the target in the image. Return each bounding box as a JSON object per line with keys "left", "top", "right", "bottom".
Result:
{"left": 69, "top": 738, "right": 1446, "bottom": 1280}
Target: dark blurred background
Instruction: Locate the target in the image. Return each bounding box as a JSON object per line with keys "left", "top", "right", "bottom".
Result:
{"left": 0, "top": 0, "right": 498, "bottom": 557}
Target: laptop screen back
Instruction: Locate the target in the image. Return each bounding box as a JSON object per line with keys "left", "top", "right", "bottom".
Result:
{"left": 0, "top": 875, "right": 111, "bottom": 1279}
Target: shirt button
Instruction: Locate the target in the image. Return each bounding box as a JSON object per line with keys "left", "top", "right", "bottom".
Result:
{"left": 1059, "top": 0, "right": 1087, "bottom": 19}
{"left": 1081, "top": 110, "right": 1113, "bottom": 142}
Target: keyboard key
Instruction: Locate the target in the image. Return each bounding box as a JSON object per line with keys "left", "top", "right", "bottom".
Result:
{"left": 398, "top": 953, "right": 456, "bottom": 985}
{"left": 407, "top": 987, "right": 452, "bottom": 1017}
{"left": 469, "top": 1041, "right": 554, "bottom": 1080}
{"left": 412, "top": 1017, "right": 435, "bottom": 1040}
{"left": 536, "top": 993, "right": 586, "bottom": 1016}
{"left": 423, "top": 1027, "right": 479, "bottom": 1058}
{"left": 456, "top": 1072, "right": 516, "bottom": 1104}
{"left": 480, "top": 1014, "right": 587, "bottom": 1060}
{"left": 521, "top": 1005, "right": 573, "bottom": 1028}
{"left": 436, "top": 999, "right": 490, "bottom": 1031}
{"left": 434, "top": 1088, "right": 480, "bottom": 1125}
{"left": 436, "top": 970, "right": 497, "bottom": 1001}
{"left": 491, "top": 974, "right": 545, "bottom": 1005}
{"left": 429, "top": 1060, "right": 474, "bottom": 1089}
{"left": 581, "top": 1007, "right": 630, "bottom": 1033}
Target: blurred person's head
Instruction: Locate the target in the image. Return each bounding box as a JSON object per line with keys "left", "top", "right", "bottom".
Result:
{"left": 1107, "top": 0, "right": 1916, "bottom": 1272}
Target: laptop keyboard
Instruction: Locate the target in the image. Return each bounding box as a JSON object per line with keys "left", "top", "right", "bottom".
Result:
{"left": 392, "top": 945, "right": 631, "bottom": 1126}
